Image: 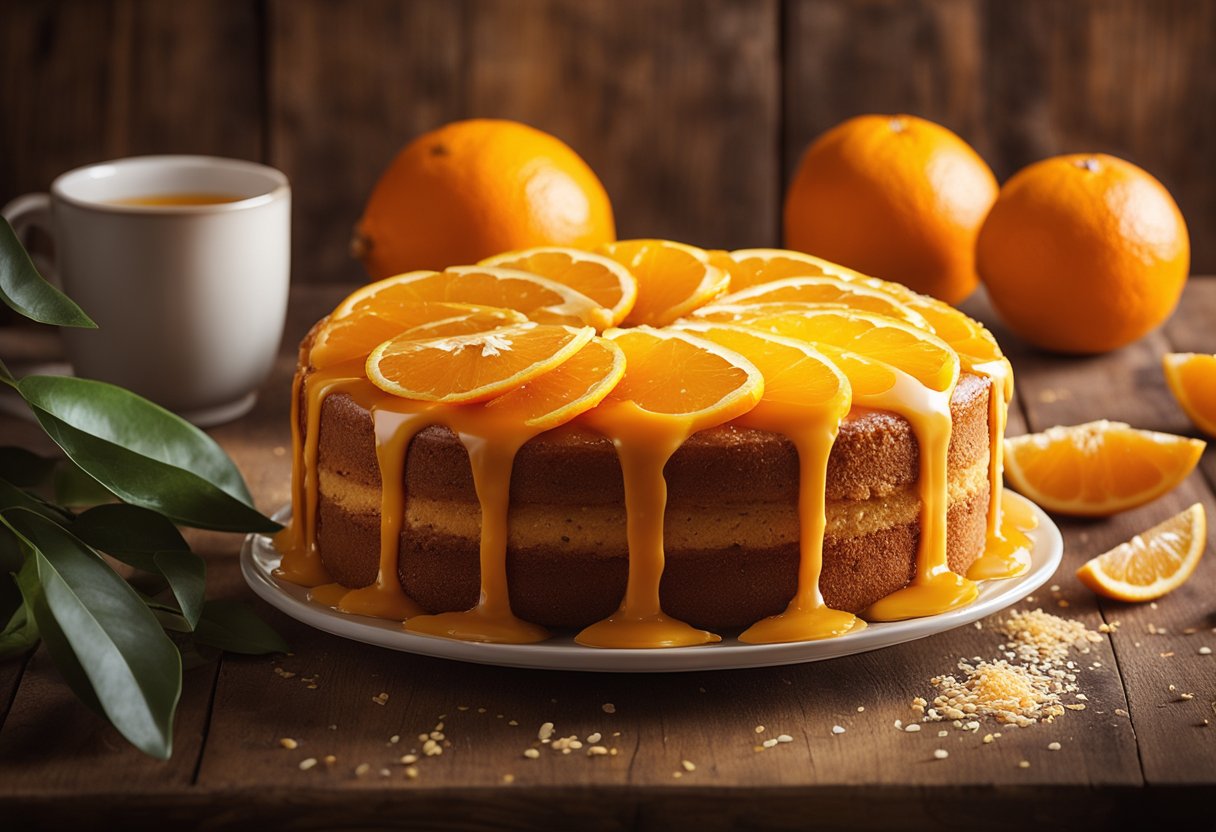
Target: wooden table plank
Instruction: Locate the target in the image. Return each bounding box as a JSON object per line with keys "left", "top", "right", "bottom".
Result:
{"left": 977, "top": 279, "right": 1216, "bottom": 788}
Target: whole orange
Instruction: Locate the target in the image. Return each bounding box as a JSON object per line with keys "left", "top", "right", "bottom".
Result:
{"left": 783, "top": 114, "right": 998, "bottom": 304}
{"left": 977, "top": 154, "right": 1189, "bottom": 354}
{"left": 354, "top": 119, "right": 615, "bottom": 278}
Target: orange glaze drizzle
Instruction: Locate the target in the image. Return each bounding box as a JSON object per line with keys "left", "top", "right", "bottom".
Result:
{"left": 849, "top": 369, "right": 978, "bottom": 621}
{"left": 275, "top": 362, "right": 367, "bottom": 587}
{"left": 575, "top": 401, "right": 720, "bottom": 648}
{"left": 334, "top": 403, "right": 430, "bottom": 620}
{"left": 964, "top": 358, "right": 1031, "bottom": 580}
{"left": 737, "top": 405, "right": 862, "bottom": 643}
{"left": 403, "top": 407, "right": 550, "bottom": 644}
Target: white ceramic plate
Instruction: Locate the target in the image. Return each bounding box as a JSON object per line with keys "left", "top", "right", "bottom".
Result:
{"left": 241, "top": 492, "right": 1062, "bottom": 673}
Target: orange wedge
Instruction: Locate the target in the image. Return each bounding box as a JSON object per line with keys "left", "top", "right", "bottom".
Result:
{"left": 333, "top": 267, "right": 613, "bottom": 330}
{"left": 366, "top": 322, "right": 594, "bottom": 403}
{"left": 599, "top": 239, "right": 729, "bottom": 327}
{"left": 722, "top": 248, "right": 869, "bottom": 292}
{"left": 484, "top": 336, "right": 625, "bottom": 429}
{"left": 479, "top": 247, "right": 638, "bottom": 326}
{"left": 309, "top": 303, "right": 525, "bottom": 369}
{"left": 694, "top": 277, "right": 929, "bottom": 327}
{"left": 595, "top": 326, "right": 763, "bottom": 424}
{"left": 1164, "top": 353, "right": 1216, "bottom": 438}
{"left": 1004, "top": 421, "right": 1206, "bottom": 517}
{"left": 1076, "top": 503, "right": 1207, "bottom": 601}
{"left": 745, "top": 308, "right": 960, "bottom": 394}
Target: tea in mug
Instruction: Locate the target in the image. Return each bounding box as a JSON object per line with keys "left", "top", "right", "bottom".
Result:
{"left": 110, "top": 193, "right": 247, "bottom": 207}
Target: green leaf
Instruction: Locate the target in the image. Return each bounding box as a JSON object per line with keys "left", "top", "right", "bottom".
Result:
{"left": 194, "top": 600, "right": 288, "bottom": 655}
{"left": 73, "top": 504, "right": 189, "bottom": 567}
{"left": 0, "top": 356, "right": 14, "bottom": 388}
{"left": 16, "top": 376, "right": 278, "bottom": 532}
{"left": 153, "top": 551, "right": 205, "bottom": 630}
{"left": 52, "top": 459, "right": 116, "bottom": 508}
{"left": 3, "top": 509, "right": 181, "bottom": 759}
{"left": 0, "top": 218, "right": 95, "bottom": 328}
{"left": 0, "top": 578, "right": 39, "bottom": 660}
{"left": 0, "top": 447, "right": 57, "bottom": 486}
{"left": 13, "top": 544, "right": 104, "bottom": 714}
{"left": 0, "top": 476, "right": 73, "bottom": 524}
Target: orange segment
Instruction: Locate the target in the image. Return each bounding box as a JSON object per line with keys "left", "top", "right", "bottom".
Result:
{"left": 724, "top": 248, "right": 869, "bottom": 292}
{"left": 1076, "top": 503, "right": 1207, "bottom": 601}
{"left": 1164, "top": 353, "right": 1216, "bottom": 438}
{"left": 366, "top": 322, "right": 594, "bottom": 403}
{"left": 744, "top": 308, "right": 960, "bottom": 393}
{"left": 599, "top": 239, "right": 729, "bottom": 327}
{"left": 479, "top": 247, "right": 638, "bottom": 326}
{"left": 596, "top": 326, "right": 763, "bottom": 424}
{"left": 484, "top": 337, "right": 625, "bottom": 429}
{"left": 334, "top": 266, "right": 613, "bottom": 330}
{"left": 1004, "top": 421, "right": 1206, "bottom": 517}
{"left": 309, "top": 303, "right": 525, "bottom": 369}
{"left": 695, "top": 276, "right": 929, "bottom": 327}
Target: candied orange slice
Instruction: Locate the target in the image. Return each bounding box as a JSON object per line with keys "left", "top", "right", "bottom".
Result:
{"left": 366, "top": 322, "right": 594, "bottom": 403}
{"left": 309, "top": 303, "right": 525, "bottom": 369}
{"left": 1164, "top": 353, "right": 1216, "bottom": 438}
{"left": 484, "top": 336, "right": 625, "bottom": 429}
{"left": 722, "top": 248, "right": 868, "bottom": 292}
{"left": 333, "top": 266, "right": 613, "bottom": 329}
{"left": 1076, "top": 503, "right": 1206, "bottom": 601}
{"left": 1004, "top": 421, "right": 1206, "bottom": 517}
{"left": 745, "top": 308, "right": 959, "bottom": 394}
{"left": 480, "top": 247, "right": 638, "bottom": 326}
{"left": 695, "top": 277, "right": 929, "bottom": 327}
{"left": 595, "top": 326, "right": 763, "bottom": 423}
{"left": 599, "top": 239, "right": 729, "bottom": 327}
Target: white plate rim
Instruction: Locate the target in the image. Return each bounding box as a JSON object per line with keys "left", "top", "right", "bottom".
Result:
{"left": 241, "top": 492, "right": 1062, "bottom": 673}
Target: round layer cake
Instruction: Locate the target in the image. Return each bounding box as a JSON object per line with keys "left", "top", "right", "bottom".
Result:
{"left": 308, "top": 367, "right": 992, "bottom": 631}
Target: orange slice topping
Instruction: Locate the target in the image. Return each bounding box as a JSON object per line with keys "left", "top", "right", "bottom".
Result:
{"left": 479, "top": 246, "right": 639, "bottom": 326}
{"left": 1164, "top": 352, "right": 1216, "bottom": 438}
{"left": 595, "top": 325, "right": 763, "bottom": 421}
{"left": 334, "top": 266, "right": 614, "bottom": 330}
{"left": 483, "top": 336, "right": 625, "bottom": 429}
{"left": 309, "top": 303, "right": 526, "bottom": 369}
{"left": 1076, "top": 503, "right": 1207, "bottom": 601}
{"left": 722, "top": 247, "right": 869, "bottom": 292}
{"left": 599, "top": 239, "right": 729, "bottom": 327}
{"left": 745, "top": 308, "right": 960, "bottom": 394}
{"left": 1004, "top": 421, "right": 1206, "bottom": 517}
{"left": 694, "top": 276, "right": 929, "bottom": 327}
{"left": 366, "top": 322, "right": 594, "bottom": 403}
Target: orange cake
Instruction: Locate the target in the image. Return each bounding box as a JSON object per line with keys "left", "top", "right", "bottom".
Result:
{"left": 275, "top": 245, "right": 1033, "bottom": 648}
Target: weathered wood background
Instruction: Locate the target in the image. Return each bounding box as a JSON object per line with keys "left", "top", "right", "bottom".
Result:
{"left": 2, "top": 0, "right": 1214, "bottom": 285}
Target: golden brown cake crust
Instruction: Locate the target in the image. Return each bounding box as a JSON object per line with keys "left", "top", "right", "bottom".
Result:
{"left": 309, "top": 365, "right": 994, "bottom": 631}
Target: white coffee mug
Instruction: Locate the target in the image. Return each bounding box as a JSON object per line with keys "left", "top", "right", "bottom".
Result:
{"left": 2, "top": 155, "right": 290, "bottom": 427}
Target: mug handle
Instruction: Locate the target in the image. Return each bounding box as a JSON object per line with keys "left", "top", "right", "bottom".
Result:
{"left": 2, "top": 193, "right": 57, "bottom": 286}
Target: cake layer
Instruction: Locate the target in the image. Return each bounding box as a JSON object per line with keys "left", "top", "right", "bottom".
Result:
{"left": 310, "top": 371, "right": 993, "bottom": 630}
{"left": 314, "top": 371, "right": 990, "bottom": 505}
{"left": 317, "top": 486, "right": 988, "bottom": 629}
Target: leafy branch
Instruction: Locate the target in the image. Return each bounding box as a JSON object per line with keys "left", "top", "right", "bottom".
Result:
{"left": 0, "top": 219, "right": 286, "bottom": 759}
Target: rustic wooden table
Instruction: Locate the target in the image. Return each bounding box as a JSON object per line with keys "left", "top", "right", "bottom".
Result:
{"left": 1, "top": 281, "right": 1213, "bottom": 830}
